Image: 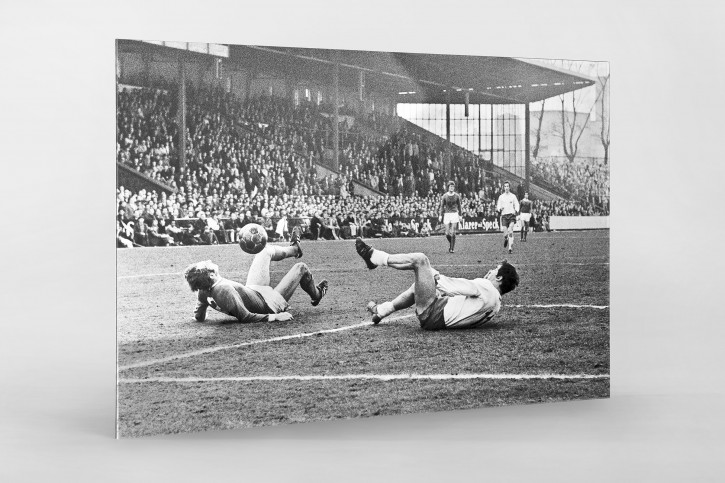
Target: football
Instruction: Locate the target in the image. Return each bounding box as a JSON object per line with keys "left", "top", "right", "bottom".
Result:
{"left": 238, "top": 223, "right": 268, "bottom": 254}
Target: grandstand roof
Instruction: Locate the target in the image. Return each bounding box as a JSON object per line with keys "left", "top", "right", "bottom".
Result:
{"left": 118, "top": 40, "right": 596, "bottom": 105}
{"left": 233, "top": 46, "right": 596, "bottom": 105}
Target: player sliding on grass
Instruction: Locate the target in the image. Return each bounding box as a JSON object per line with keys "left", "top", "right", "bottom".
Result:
{"left": 355, "top": 238, "right": 518, "bottom": 330}
{"left": 184, "top": 234, "right": 328, "bottom": 323}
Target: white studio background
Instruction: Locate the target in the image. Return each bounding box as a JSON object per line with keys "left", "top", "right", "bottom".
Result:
{"left": 1, "top": 1, "right": 724, "bottom": 481}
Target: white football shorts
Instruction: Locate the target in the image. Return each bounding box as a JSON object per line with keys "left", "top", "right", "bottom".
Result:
{"left": 248, "top": 285, "right": 289, "bottom": 313}
{"left": 443, "top": 212, "right": 460, "bottom": 225}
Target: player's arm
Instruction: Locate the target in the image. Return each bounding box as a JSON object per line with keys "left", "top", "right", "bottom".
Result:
{"left": 455, "top": 194, "right": 462, "bottom": 214}
{"left": 514, "top": 196, "right": 520, "bottom": 215}
{"left": 214, "top": 286, "right": 291, "bottom": 323}
{"left": 194, "top": 290, "right": 210, "bottom": 322}
{"left": 496, "top": 195, "right": 503, "bottom": 213}
{"left": 438, "top": 195, "right": 445, "bottom": 220}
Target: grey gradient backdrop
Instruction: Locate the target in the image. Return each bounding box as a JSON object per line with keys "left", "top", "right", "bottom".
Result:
{"left": 1, "top": 0, "right": 724, "bottom": 481}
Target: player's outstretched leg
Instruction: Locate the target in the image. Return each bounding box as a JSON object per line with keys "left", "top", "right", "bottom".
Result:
{"left": 269, "top": 244, "right": 301, "bottom": 261}
{"left": 246, "top": 244, "right": 301, "bottom": 287}
{"left": 354, "top": 238, "right": 437, "bottom": 315}
{"left": 310, "top": 279, "right": 328, "bottom": 306}
{"left": 367, "top": 284, "right": 415, "bottom": 324}
{"left": 274, "top": 261, "right": 328, "bottom": 305}
{"left": 356, "top": 237, "right": 378, "bottom": 269}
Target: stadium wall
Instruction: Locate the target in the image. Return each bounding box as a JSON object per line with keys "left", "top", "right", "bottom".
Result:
{"left": 166, "top": 214, "right": 608, "bottom": 243}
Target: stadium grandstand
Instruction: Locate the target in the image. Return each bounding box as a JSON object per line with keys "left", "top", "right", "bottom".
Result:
{"left": 116, "top": 40, "right": 609, "bottom": 247}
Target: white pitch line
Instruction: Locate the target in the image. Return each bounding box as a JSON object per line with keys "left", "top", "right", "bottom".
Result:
{"left": 435, "top": 262, "right": 609, "bottom": 268}
{"left": 119, "top": 373, "right": 610, "bottom": 383}
{"left": 510, "top": 304, "right": 609, "bottom": 309}
{"left": 118, "top": 313, "right": 415, "bottom": 372}
{"left": 118, "top": 271, "right": 182, "bottom": 279}
{"left": 119, "top": 303, "right": 607, "bottom": 371}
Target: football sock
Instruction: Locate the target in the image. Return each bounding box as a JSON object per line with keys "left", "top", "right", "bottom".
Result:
{"left": 300, "top": 271, "right": 317, "bottom": 299}
{"left": 451, "top": 234, "right": 456, "bottom": 251}
{"left": 377, "top": 301, "right": 395, "bottom": 318}
{"left": 370, "top": 249, "right": 390, "bottom": 267}
{"left": 268, "top": 245, "right": 287, "bottom": 261}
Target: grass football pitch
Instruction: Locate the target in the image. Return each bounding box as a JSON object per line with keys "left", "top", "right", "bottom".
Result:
{"left": 117, "top": 230, "right": 610, "bottom": 437}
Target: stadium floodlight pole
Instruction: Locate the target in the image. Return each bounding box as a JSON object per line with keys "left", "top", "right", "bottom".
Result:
{"left": 333, "top": 53, "right": 340, "bottom": 172}
{"left": 177, "top": 54, "right": 187, "bottom": 170}
{"left": 445, "top": 89, "right": 451, "bottom": 143}
{"left": 478, "top": 103, "right": 482, "bottom": 156}
{"left": 524, "top": 102, "right": 531, "bottom": 194}
{"left": 445, "top": 89, "right": 451, "bottom": 178}
{"left": 490, "top": 104, "right": 494, "bottom": 168}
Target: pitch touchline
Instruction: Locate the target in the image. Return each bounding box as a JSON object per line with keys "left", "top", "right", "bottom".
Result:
{"left": 117, "top": 313, "right": 415, "bottom": 371}
{"left": 119, "top": 373, "right": 610, "bottom": 383}
{"left": 117, "top": 262, "right": 609, "bottom": 280}
{"left": 118, "top": 304, "right": 607, "bottom": 372}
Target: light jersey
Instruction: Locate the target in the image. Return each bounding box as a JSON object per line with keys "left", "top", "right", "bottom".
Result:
{"left": 435, "top": 275, "right": 502, "bottom": 328}
{"left": 496, "top": 192, "right": 520, "bottom": 215}
{"left": 440, "top": 192, "right": 462, "bottom": 214}
{"left": 520, "top": 199, "right": 532, "bottom": 214}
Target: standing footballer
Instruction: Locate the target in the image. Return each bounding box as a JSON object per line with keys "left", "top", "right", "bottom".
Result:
{"left": 439, "top": 181, "right": 462, "bottom": 253}
{"left": 519, "top": 192, "right": 532, "bottom": 242}
{"left": 496, "top": 181, "right": 520, "bottom": 254}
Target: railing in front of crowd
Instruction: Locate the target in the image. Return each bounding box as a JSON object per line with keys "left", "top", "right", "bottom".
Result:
{"left": 167, "top": 214, "right": 525, "bottom": 238}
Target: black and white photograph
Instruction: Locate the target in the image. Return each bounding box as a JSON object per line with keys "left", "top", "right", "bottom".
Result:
{"left": 116, "top": 41, "right": 610, "bottom": 437}
{"left": 5, "top": 1, "right": 725, "bottom": 480}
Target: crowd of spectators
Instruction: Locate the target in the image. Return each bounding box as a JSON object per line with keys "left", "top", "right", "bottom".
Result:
{"left": 116, "top": 182, "right": 603, "bottom": 248}
{"left": 116, "top": 81, "right": 609, "bottom": 247}
{"left": 532, "top": 157, "right": 610, "bottom": 212}
{"left": 116, "top": 83, "right": 502, "bottom": 200}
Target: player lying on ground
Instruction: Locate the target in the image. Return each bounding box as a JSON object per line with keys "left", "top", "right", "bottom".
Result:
{"left": 355, "top": 238, "right": 518, "bottom": 330}
{"left": 184, "top": 236, "right": 328, "bottom": 323}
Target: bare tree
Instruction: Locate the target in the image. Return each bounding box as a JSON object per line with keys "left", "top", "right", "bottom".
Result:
{"left": 531, "top": 99, "right": 546, "bottom": 160}
{"left": 598, "top": 73, "right": 610, "bottom": 165}
{"left": 552, "top": 60, "right": 600, "bottom": 164}
{"left": 558, "top": 87, "right": 596, "bottom": 163}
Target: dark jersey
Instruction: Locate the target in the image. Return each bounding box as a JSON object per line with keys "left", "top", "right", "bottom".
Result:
{"left": 195, "top": 278, "right": 273, "bottom": 323}
{"left": 520, "top": 199, "right": 532, "bottom": 214}
{"left": 440, "top": 192, "right": 462, "bottom": 215}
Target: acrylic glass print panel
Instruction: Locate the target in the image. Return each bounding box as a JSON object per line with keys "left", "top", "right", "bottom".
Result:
{"left": 116, "top": 40, "right": 610, "bottom": 437}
